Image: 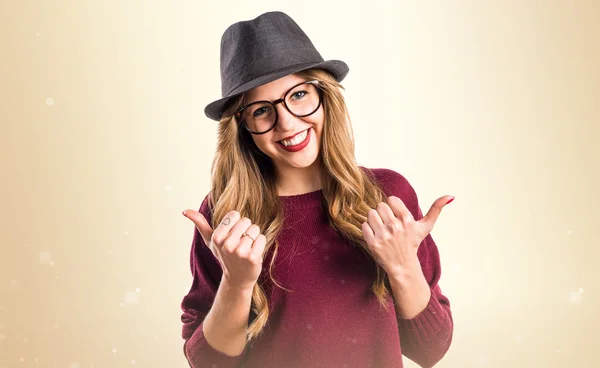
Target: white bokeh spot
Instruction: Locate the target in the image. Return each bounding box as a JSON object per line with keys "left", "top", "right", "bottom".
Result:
{"left": 123, "top": 291, "right": 140, "bottom": 305}
{"left": 39, "top": 251, "right": 52, "bottom": 265}
{"left": 46, "top": 97, "right": 55, "bottom": 106}
{"left": 568, "top": 290, "right": 583, "bottom": 305}
{"left": 472, "top": 352, "right": 489, "bottom": 366}
{"left": 513, "top": 334, "right": 524, "bottom": 343}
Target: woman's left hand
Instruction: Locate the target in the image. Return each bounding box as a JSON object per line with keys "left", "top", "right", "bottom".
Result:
{"left": 361, "top": 195, "right": 454, "bottom": 279}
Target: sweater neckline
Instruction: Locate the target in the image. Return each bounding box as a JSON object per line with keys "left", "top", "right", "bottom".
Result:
{"left": 279, "top": 189, "right": 324, "bottom": 210}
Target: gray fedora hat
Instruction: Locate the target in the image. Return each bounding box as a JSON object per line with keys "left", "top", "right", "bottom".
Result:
{"left": 204, "top": 11, "right": 349, "bottom": 121}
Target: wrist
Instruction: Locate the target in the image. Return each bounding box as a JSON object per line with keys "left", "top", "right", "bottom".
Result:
{"left": 221, "top": 276, "right": 256, "bottom": 295}
{"left": 387, "top": 258, "right": 423, "bottom": 286}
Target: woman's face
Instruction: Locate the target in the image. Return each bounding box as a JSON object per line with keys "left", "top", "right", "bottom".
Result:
{"left": 243, "top": 74, "right": 324, "bottom": 174}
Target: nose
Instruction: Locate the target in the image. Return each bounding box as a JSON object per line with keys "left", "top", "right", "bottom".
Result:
{"left": 274, "top": 102, "right": 298, "bottom": 132}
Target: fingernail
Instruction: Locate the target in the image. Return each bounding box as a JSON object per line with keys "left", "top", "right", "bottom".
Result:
{"left": 182, "top": 210, "right": 187, "bottom": 217}
{"left": 446, "top": 197, "right": 455, "bottom": 204}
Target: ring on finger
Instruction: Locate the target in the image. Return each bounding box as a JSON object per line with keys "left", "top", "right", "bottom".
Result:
{"left": 242, "top": 232, "right": 256, "bottom": 242}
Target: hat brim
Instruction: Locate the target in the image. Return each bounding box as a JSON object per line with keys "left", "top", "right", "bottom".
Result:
{"left": 204, "top": 59, "right": 349, "bottom": 121}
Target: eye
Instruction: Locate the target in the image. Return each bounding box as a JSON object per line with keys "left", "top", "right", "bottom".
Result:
{"left": 252, "top": 105, "right": 271, "bottom": 117}
{"left": 290, "top": 91, "right": 307, "bottom": 100}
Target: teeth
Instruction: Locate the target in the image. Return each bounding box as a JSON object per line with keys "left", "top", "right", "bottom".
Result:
{"left": 280, "top": 129, "right": 308, "bottom": 146}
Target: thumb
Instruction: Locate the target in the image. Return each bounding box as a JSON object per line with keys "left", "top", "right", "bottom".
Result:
{"left": 182, "top": 209, "right": 214, "bottom": 246}
{"left": 420, "top": 195, "right": 454, "bottom": 235}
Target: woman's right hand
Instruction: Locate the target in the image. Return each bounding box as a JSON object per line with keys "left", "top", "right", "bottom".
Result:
{"left": 182, "top": 209, "right": 266, "bottom": 291}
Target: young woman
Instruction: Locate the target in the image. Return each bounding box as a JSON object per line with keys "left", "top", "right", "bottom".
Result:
{"left": 181, "top": 11, "right": 454, "bottom": 368}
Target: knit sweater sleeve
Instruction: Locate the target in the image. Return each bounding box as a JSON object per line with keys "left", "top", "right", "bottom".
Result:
{"left": 368, "top": 168, "right": 454, "bottom": 368}
{"left": 180, "top": 194, "right": 247, "bottom": 368}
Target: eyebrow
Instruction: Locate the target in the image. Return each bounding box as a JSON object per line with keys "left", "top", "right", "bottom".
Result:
{"left": 246, "top": 81, "right": 305, "bottom": 104}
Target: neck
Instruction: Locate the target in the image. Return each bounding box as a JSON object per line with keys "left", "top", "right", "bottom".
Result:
{"left": 275, "top": 162, "right": 323, "bottom": 196}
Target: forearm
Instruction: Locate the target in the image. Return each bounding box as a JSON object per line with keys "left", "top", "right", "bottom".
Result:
{"left": 389, "top": 263, "right": 453, "bottom": 368}
{"left": 388, "top": 263, "right": 431, "bottom": 319}
{"left": 202, "top": 278, "right": 254, "bottom": 356}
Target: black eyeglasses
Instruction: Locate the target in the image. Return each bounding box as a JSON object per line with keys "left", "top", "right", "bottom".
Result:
{"left": 234, "top": 80, "right": 323, "bottom": 135}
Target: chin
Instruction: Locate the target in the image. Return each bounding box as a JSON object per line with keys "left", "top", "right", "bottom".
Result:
{"left": 286, "top": 143, "right": 320, "bottom": 168}
{"left": 288, "top": 156, "right": 318, "bottom": 168}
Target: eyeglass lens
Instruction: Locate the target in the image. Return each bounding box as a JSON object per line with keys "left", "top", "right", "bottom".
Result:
{"left": 242, "top": 82, "right": 320, "bottom": 133}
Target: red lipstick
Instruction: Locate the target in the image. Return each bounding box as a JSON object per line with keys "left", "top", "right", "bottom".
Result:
{"left": 277, "top": 129, "right": 311, "bottom": 152}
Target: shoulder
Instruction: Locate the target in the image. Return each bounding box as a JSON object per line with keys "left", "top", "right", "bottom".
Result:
{"left": 360, "top": 166, "right": 420, "bottom": 216}
{"left": 360, "top": 167, "right": 413, "bottom": 195}
{"left": 360, "top": 166, "right": 416, "bottom": 198}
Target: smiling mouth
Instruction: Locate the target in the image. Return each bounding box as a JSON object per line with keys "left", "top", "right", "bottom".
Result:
{"left": 278, "top": 129, "right": 309, "bottom": 146}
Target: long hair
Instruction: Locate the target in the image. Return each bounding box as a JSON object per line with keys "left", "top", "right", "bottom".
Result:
{"left": 208, "top": 68, "right": 391, "bottom": 342}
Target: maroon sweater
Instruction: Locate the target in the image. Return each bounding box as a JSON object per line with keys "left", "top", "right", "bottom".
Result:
{"left": 180, "top": 168, "right": 453, "bottom": 368}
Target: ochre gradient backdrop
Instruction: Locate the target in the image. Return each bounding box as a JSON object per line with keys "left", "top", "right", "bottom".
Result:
{"left": 1, "top": 1, "right": 599, "bottom": 367}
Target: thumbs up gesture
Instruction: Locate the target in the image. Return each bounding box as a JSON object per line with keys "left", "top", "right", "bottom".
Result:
{"left": 361, "top": 195, "right": 454, "bottom": 278}
{"left": 182, "top": 209, "right": 267, "bottom": 291}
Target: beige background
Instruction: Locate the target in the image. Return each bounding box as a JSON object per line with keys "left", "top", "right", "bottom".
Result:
{"left": 1, "top": 0, "right": 599, "bottom": 367}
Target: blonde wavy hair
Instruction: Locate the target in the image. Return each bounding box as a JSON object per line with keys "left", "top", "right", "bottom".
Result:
{"left": 208, "top": 68, "right": 391, "bottom": 342}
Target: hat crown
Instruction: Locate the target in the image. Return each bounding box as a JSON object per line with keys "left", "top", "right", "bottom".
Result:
{"left": 203, "top": 11, "right": 348, "bottom": 121}
{"left": 219, "top": 11, "right": 324, "bottom": 97}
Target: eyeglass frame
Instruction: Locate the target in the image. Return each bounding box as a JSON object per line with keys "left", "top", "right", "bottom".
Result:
{"left": 234, "top": 80, "right": 323, "bottom": 135}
